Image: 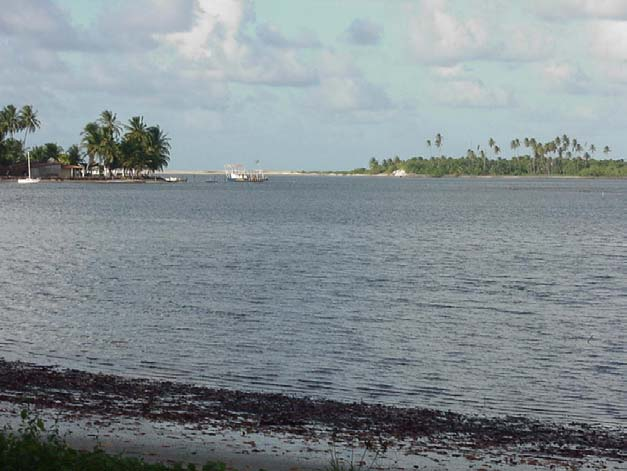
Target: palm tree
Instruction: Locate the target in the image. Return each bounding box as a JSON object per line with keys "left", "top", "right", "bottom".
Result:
{"left": 603, "top": 145, "right": 611, "bottom": 157}
{"left": 63, "top": 144, "right": 84, "bottom": 165}
{"left": 18, "top": 105, "right": 40, "bottom": 150}
{"left": 98, "top": 110, "right": 121, "bottom": 178}
{"left": 98, "top": 110, "right": 121, "bottom": 136}
{"left": 145, "top": 126, "right": 171, "bottom": 172}
{"left": 81, "top": 122, "right": 104, "bottom": 175}
{"left": 121, "top": 116, "right": 149, "bottom": 176}
{"left": 480, "top": 148, "right": 486, "bottom": 173}
{"left": 575, "top": 143, "right": 583, "bottom": 157}
{"left": 125, "top": 116, "right": 147, "bottom": 137}
{"left": 434, "top": 133, "right": 442, "bottom": 155}
{"left": 562, "top": 134, "right": 569, "bottom": 150}
{"left": 510, "top": 138, "right": 520, "bottom": 158}
{"left": 1, "top": 105, "right": 21, "bottom": 139}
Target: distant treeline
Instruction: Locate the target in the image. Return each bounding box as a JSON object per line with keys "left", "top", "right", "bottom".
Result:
{"left": 0, "top": 104, "right": 170, "bottom": 177}
{"left": 354, "top": 134, "right": 626, "bottom": 177}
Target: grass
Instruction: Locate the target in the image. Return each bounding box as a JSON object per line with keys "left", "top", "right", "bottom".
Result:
{"left": 0, "top": 410, "right": 239, "bottom": 471}
{"left": 1, "top": 410, "right": 384, "bottom": 471}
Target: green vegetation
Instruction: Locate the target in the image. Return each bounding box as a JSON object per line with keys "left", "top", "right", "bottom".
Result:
{"left": 359, "top": 134, "right": 626, "bottom": 177}
{"left": 82, "top": 111, "right": 171, "bottom": 177}
{"left": 0, "top": 104, "right": 170, "bottom": 177}
{"left": 0, "top": 104, "right": 41, "bottom": 167}
{"left": 0, "top": 410, "right": 239, "bottom": 471}
{"left": 0, "top": 410, "right": 383, "bottom": 471}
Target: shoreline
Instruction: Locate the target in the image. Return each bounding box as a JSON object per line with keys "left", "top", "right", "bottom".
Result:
{"left": 156, "top": 170, "right": 626, "bottom": 179}
{"left": 2, "top": 172, "right": 625, "bottom": 181}
{"left": 0, "top": 359, "right": 624, "bottom": 470}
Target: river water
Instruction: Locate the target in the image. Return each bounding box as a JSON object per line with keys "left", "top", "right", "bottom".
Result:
{"left": 0, "top": 176, "right": 625, "bottom": 425}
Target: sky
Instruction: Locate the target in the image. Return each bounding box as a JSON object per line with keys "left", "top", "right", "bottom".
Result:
{"left": 1, "top": 0, "right": 627, "bottom": 170}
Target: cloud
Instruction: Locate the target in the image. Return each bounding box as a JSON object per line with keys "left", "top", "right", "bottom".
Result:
{"left": 436, "top": 79, "right": 513, "bottom": 108}
{"left": 408, "top": 0, "right": 489, "bottom": 64}
{"left": 534, "top": 0, "right": 627, "bottom": 20}
{"left": 407, "top": 0, "right": 555, "bottom": 65}
{"left": 584, "top": 19, "right": 627, "bottom": 87}
{"left": 343, "top": 18, "right": 383, "bottom": 45}
{"left": 543, "top": 62, "right": 591, "bottom": 93}
{"left": 571, "top": 104, "right": 601, "bottom": 121}
{"left": 601, "top": 63, "right": 627, "bottom": 84}
{"left": 430, "top": 64, "right": 469, "bottom": 78}
{"left": 163, "top": 0, "right": 250, "bottom": 61}
{"left": 317, "top": 77, "right": 391, "bottom": 112}
{"left": 162, "top": 0, "right": 318, "bottom": 86}
{"left": 93, "top": 0, "right": 196, "bottom": 51}
{"left": 496, "top": 26, "right": 555, "bottom": 62}
{"left": 0, "top": 0, "right": 198, "bottom": 53}
{"left": 590, "top": 20, "right": 627, "bottom": 62}
{"left": 0, "top": 0, "right": 81, "bottom": 50}
{"left": 228, "top": 47, "right": 319, "bottom": 86}
{"left": 256, "top": 23, "right": 321, "bottom": 49}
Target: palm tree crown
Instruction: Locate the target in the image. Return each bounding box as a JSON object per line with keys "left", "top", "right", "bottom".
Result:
{"left": 19, "top": 105, "right": 40, "bottom": 149}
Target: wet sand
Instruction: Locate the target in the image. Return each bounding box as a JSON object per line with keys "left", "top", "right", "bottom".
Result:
{"left": 1, "top": 359, "right": 624, "bottom": 470}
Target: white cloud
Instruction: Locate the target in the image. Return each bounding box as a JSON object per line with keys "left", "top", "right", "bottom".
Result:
{"left": 496, "top": 26, "right": 555, "bottom": 62}
{"left": 93, "top": 0, "right": 196, "bottom": 51}
{"left": 408, "top": 0, "right": 489, "bottom": 64}
{"left": 543, "top": 62, "right": 591, "bottom": 93}
{"left": 590, "top": 20, "right": 627, "bottom": 62}
{"left": 602, "top": 63, "right": 627, "bottom": 84}
{"left": 408, "top": 0, "right": 553, "bottom": 64}
{"left": 571, "top": 104, "right": 601, "bottom": 121}
{"left": 317, "top": 50, "right": 361, "bottom": 78}
{"left": 430, "top": 64, "right": 469, "bottom": 78}
{"left": 163, "top": 0, "right": 249, "bottom": 62}
{"left": 534, "top": 0, "right": 627, "bottom": 20}
{"left": 317, "top": 77, "right": 391, "bottom": 112}
{"left": 436, "top": 79, "right": 513, "bottom": 108}
{"left": 585, "top": 19, "right": 627, "bottom": 86}
{"left": 162, "top": 0, "right": 317, "bottom": 86}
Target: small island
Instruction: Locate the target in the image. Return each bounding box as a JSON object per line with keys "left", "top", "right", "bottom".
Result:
{"left": 350, "top": 134, "right": 626, "bottom": 177}
{"left": 0, "top": 104, "right": 171, "bottom": 180}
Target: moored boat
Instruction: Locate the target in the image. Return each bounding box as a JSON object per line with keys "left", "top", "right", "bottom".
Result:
{"left": 224, "top": 164, "right": 267, "bottom": 182}
{"left": 163, "top": 176, "right": 187, "bottom": 183}
{"left": 17, "top": 151, "right": 41, "bottom": 184}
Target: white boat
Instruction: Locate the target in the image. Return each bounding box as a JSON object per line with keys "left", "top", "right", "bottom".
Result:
{"left": 17, "top": 152, "right": 41, "bottom": 184}
{"left": 224, "top": 163, "right": 267, "bottom": 182}
{"left": 163, "top": 176, "right": 187, "bottom": 183}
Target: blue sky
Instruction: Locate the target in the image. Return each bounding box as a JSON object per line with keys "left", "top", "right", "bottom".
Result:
{"left": 1, "top": 0, "right": 626, "bottom": 170}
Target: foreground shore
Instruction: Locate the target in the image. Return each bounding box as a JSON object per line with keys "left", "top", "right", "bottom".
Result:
{"left": 0, "top": 359, "right": 624, "bottom": 470}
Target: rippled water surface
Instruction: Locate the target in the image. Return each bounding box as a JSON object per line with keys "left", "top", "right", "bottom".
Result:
{"left": 1, "top": 177, "right": 625, "bottom": 425}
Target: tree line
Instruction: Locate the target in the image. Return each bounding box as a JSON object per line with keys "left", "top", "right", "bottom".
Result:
{"left": 0, "top": 104, "right": 170, "bottom": 177}
{"left": 359, "top": 134, "right": 625, "bottom": 177}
